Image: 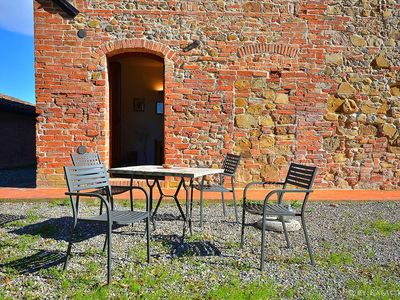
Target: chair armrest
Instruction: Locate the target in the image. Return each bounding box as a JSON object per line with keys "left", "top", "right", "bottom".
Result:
{"left": 243, "top": 181, "right": 285, "bottom": 199}
{"left": 65, "top": 191, "right": 111, "bottom": 212}
{"left": 130, "top": 186, "right": 150, "bottom": 212}
{"left": 263, "top": 189, "right": 314, "bottom": 206}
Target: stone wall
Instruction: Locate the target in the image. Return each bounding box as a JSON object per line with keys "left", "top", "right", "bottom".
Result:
{"left": 34, "top": 0, "right": 399, "bottom": 189}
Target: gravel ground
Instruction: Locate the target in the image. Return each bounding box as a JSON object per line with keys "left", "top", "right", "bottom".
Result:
{"left": 0, "top": 200, "right": 399, "bottom": 299}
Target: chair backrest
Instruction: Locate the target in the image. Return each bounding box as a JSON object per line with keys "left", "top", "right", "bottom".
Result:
{"left": 64, "top": 164, "right": 110, "bottom": 193}
{"left": 71, "top": 152, "right": 101, "bottom": 166}
{"left": 222, "top": 154, "right": 241, "bottom": 175}
{"left": 283, "top": 163, "right": 317, "bottom": 189}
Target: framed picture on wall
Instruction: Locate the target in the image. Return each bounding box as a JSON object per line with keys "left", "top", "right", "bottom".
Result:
{"left": 133, "top": 98, "right": 145, "bottom": 112}
{"left": 156, "top": 102, "right": 164, "bottom": 115}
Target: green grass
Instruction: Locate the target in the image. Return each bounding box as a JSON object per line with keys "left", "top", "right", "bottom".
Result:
{"left": 347, "top": 276, "right": 400, "bottom": 299}
{"left": 2, "top": 208, "right": 41, "bottom": 228}
{"left": 327, "top": 251, "right": 353, "bottom": 266}
{"left": 364, "top": 220, "right": 400, "bottom": 236}
{"left": 317, "top": 249, "right": 354, "bottom": 267}
{"left": 206, "top": 278, "right": 279, "bottom": 300}
{"left": 48, "top": 198, "right": 70, "bottom": 207}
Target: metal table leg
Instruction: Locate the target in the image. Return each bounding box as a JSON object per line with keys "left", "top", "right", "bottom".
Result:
{"left": 152, "top": 178, "right": 186, "bottom": 221}
{"left": 182, "top": 178, "right": 194, "bottom": 238}
{"left": 146, "top": 178, "right": 157, "bottom": 230}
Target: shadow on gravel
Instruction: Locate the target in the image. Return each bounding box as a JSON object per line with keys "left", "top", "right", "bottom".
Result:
{"left": 0, "top": 214, "right": 25, "bottom": 225}
{"left": 154, "top": 234, "right": 222, "bottom": 257}
{"left": 0, "top": 250, "right": 65, "bottom": 274}
{"left": 10, "top": 217, "right": 124, "bottom": 243}
{"left": 153, "top": 213, "right": 183, "bottom": 222}
{"left": 0, "top": 166, "right": 36, "bottom": 188}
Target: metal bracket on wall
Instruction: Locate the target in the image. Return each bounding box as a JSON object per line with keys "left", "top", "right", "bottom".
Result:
{"left": 183, "top": 40, "right": 200, "bottom": 52}
{"left": 52, "top": 0, "right": 79, "bottom": 18}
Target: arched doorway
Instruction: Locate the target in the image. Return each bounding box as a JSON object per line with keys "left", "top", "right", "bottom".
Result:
{"left": 108, "top": 53, "right": 164, "bottom": 167}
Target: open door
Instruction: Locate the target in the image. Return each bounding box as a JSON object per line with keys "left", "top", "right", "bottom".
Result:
{"left": 109, "top": 61, "right": 122, "bottom": 168}
{"left": 108, "top": 53, "right": 164, "bottom": 167}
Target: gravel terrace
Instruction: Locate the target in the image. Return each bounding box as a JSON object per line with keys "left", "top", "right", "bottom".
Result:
{"left": 0, "top": 200, "right": 399, "bottom": 299}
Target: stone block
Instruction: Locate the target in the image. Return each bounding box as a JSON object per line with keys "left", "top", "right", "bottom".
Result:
{"left": 251, "top": 78, "right": 267, "bottom": 90}
{"left": 359, "top": 124, "right": 378, "bottom": 136}
{"left": 327, "top": 95, "right": 344, "bottom": 113}
{"left": 324, "top": 113, "right": 339, "bottom": 121}
{"left": 342, "top": 99, "right": 358, "bottom": 114}
{"left": 234, "top": 79, "right": 250, "bottom": 90}
{"left": 247, "top": 104, "right": 264, "bottom": 116}
{"left": 235, "top": 114, "right": 258, "bottom": 128}
{"left": 326, "top": 53, "right": 343, "bottom": 65}
{"left": 360, "top": 101, "right": 378, "bottom": 114}
{"left": 262, "top": 90, "right": 276, "bottom": 101}
{"left": 350, "top": 35, "right": 367, "bottom": 47}
{"left": 337, "top": 82, "right": 356, "bottom": 98}
{"left": 88, "top": 19, "right": 100, "bottom": 28}
{"left": 259, "top": 135, "right": 275, "bottom": 148}
{"left": 381, "top": 124, "right": 397, "bottom": 139}
{"left": 323, "top": 137, "right": 340, "bottom": 152}
{"left": 334, "top": 153, "right": 346, "bottom": 163}
{"left": 371, "top": 54, "right": 390, "bottom": 69}
{"left": 390, "top": 83, "right": 400, "bottom": 96}
{"left": 261, "top": 165, "right": 279, "bottom": 181}
{"left": 234, "top": 138, "right": 252, "bottom": 152}
{"left": 243, "top": 2, "right": 262, "bottom": 12}
{"left": 259, "top": 116, "right": 274, "bottom": 126}
{"left": 275, "top": 93, "right": 289, "bottom": 104}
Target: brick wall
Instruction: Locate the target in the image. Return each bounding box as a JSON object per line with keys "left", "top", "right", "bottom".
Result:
{"left": 34, "top": 0, "right": 399, "bottom": 189}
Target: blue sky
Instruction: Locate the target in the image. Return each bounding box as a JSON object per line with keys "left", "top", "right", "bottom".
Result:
{"left": 0, "top": 0, "right": 35, "bottom": 104}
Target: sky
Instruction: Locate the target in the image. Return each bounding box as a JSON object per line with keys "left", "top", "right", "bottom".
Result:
{"left": 0, "top": 0, "right": 35, "bottom": 104}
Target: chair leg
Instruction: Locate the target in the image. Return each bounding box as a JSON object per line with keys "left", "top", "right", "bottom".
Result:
{"left": 240, "top": 207, "right": 246, "bottom": 248}
{"left": 232, "top": 190, "right": 239, "bottom": 223}
{"left": 199, "top": 189, "right": 204, "bottom": 227}
{"left": 281, "top": 218, "right": 292, "bottom": 249}
{"left": 301, "top": 215, "right": 315, "bottom": 266}
{"left": 109, "top": 195, "right": 114, "bottom": 211}
{"left": 260, "top": 216, "right": 267, "bottom": 271}
{"left": 100, "top": 201, "right": 103, "bottom": 215}
{"left": 64, "top": 227, "right": 76, "bottom": 271}
{"left": 146, "top": 216, "right": 151, "bottom": 263}
{"left": 102, "top": 235, "right": 108, "bottom": 252}
{"left": 130, "top": 189, "right": 134, "bottom": 211}
{"left": 130, "top": 178, "right": 134, "bottom": 211}
{"left": 221, "top": 192, "right": 227, "bottom": 217}
{"left": 106, "top": 224, "right": 112, "bottom": 285}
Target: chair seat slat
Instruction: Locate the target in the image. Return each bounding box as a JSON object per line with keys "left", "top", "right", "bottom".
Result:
{"left": 285, "top": 180, "right": 310, "bottom": 189}
{"left": 291, "top": 164, "right": 316, "bottom": 171}
{"left": 286, "top": 175, "right": 312, "bottom": 185}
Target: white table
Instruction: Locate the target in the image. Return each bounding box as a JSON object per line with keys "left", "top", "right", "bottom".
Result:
{"left": 108, "top": 165, "right": 224, "bottom": 236}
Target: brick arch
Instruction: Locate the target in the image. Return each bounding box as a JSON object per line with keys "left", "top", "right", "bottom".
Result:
{"left": 237, "top": 43, "right": 299, "bottom": 58}
{"left": 92, "top": 39, "right": 182, "bottom": 168}
{"left": 93, "top": 39, "right": 182, "bottom": 65}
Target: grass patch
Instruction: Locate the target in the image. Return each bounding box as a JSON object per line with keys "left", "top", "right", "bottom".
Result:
{"left": 128, "top": 243, "right": 148, "bottom": 261}
{"left": 319, "top": 250, "right": 354, "bottom": 267}
{"left": 207, "top": 278, "right": 279, "bottom": 300}
{"left": 364, "top": 220, "right": 400, "bottom": 236}
{"left": 48, "top": 198, "right": 70, "bottom": 207}
{"left": 2, "top": 208, "right": 41, "bottom": 228}
{"left": 347, "top": 276, "right": 400, "bottom": 299}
